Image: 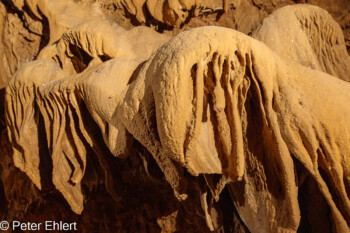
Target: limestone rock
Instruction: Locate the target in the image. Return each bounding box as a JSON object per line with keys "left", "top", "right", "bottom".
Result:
{"left": 0, "top": 1, "right": 350, "bottom": 233}
{"left": 252, "top": 4, "right": 350, "bottom": 82}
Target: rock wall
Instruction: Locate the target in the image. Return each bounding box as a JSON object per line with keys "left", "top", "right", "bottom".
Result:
{"left": 0, "top": 0, "right": 349, "bottom": 232}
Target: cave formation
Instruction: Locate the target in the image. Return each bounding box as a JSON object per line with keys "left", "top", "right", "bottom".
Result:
{"left": 0, "top": 0, "right": 350, "bottom": 232}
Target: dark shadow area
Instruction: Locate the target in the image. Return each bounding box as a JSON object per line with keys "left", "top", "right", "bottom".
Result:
{"left": 297, "top": 174, "right": 333, "bottom": 232}
{"left": 69, "top": 44, "right": 93, "bottom": 73}
{"left": 37, "top": 9, "right": 50, "bottom": 52}
{"left": 0, "top": 88, "right": 5, "bottom": 129}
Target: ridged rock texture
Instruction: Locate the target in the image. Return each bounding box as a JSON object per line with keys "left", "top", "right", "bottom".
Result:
{"left": 0, "top": 0, "right": 350, "bottom": 232}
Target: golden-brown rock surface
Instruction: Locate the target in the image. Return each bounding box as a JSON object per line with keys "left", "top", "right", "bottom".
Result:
{"left": 0, "top": 0, "right": 349, "bottom": 232}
